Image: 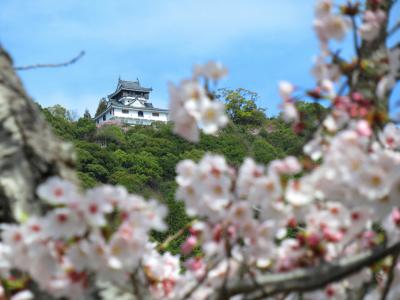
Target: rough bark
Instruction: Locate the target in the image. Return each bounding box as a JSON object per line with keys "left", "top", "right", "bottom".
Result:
{"left": 0, "top": 46, "right": 76, "bottom": 222}
{"left": 354, "top": 0, "right": 396, "bottom": 110}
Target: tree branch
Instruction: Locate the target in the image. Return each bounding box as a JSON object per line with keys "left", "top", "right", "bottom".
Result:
{"left": 350, "top": 15, "right": 361, "bottom": 59}
{"left": 222, "top": 241, "right": 400, "bottom": 299}
{"left": 388, "top": 20, "right": 400, "bottom": 37}
{"left": 14, "top": 51, "right": 85, "bottom": 71}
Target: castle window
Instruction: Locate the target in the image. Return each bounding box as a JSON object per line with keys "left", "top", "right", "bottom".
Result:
{"left": 152, "top": 112, "right": 159, "bottom": 117}
{"left": 103, "top": 115, "right": 106, "bottom": 121}
{"left": 138, "top": 111, "right": 144, "bottom": 117}
{"left": 122, "top": 109, "right": 129, "bottom": 114}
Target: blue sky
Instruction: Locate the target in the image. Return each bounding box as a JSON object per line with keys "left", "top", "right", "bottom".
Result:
{"left": 0, "top": 0, "right": 399, "bottom": 117}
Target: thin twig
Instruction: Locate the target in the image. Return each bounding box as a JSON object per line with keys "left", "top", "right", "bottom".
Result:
{"left": 240, "top": 253, "right": 270, "bottom": 299}
{"left": 388, "top": 20, "right": 400, "bottom": 37}
{"left": 380, "top": 252, "right": 400, "bottom": 300}
{"left": 219, "top": 258, "right": 231, "bottom": 300}
{"left": 181, "top": 259, "right": 220, "bottom": 300}
{"left": 14, "top": 51, "right": 85, "bottom": 71}
{"left": 218, "top": 236, "right": 233, "bottom": 299}
{"left": 337, "top": 78, "right": 349, "bottom": 97}
{"left": 157, "top": 220, "right": 195, "bottom": 251}
{"left": 350, "top": 15, "right": 361, "bottom": 60}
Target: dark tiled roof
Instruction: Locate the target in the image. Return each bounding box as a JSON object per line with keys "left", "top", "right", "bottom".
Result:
{"left": 108, "top": 78, "right": 152, "bottom": 99}
{"left": 118, "top": 79, "right": 150, "bottom": 90}
{"left": 144, "top": 102, "right": 153, "bottom": 108}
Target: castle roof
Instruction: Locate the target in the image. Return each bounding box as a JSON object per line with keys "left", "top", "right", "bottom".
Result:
{"left": 108, "top": 78, "right": 152, "bottom": 99}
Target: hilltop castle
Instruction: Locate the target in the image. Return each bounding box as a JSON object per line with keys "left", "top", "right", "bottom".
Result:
{"left": 94, "top": 78, "right": 169, "bottom": 126}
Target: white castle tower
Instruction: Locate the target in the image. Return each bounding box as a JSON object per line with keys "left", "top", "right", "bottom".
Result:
{"left": 94, "top": 78, "right": 169, "bottom": 126}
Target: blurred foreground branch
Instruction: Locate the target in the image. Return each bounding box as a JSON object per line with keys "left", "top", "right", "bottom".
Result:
{"left": 220, "top": 242, "right": 400, "bottom": 299}
{"left": 0, "top": 46, "right": 76, "bottom": 222}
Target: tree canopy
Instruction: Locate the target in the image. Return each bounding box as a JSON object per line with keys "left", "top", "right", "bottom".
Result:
{"left": 219, "top": 88, "right": 266, "bottom": 126}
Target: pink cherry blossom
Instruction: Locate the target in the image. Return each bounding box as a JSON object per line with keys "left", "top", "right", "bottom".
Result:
{"left": 181, "top": 235, "right": 197, "bottom": 255}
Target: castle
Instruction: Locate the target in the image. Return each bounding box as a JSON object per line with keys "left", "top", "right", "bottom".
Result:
{"left": 94, "top": 78, "right": 169, "bottom": 126}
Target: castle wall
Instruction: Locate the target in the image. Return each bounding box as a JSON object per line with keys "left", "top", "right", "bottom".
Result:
{"left": 96, "top": 106, "right": 168, "bottom": 126}
{"left": 113, "top": 107, "right": 168, "bottom": 122}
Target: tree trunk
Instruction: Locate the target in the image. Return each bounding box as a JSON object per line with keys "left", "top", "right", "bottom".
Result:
{"left": 0, "top": 46, "right": 76, "bottom": 222}
{"left": 354, "top": 0, "right": 395, "bottom": 111}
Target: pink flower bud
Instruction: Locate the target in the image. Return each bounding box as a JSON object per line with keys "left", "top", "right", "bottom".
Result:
{"left": 351, "top": 92, "right": 364, "bottom": 102}
{"left": 227, "top": 225, "right": 236, "bottom": 238}
{"left": 212, "top": 223, "right": 223, "bottom": 242}
{"left": 362, "top": 230, "right": 377, "bottom": 248}
{"left": 181, "top": 235, "right": 197, "bottom": 255}
{"left": 185, "top": 257, "right": 204, "bottom": 272}
{"left": 188, "top": 226, "right": 201, "bottom": 236}
{"left": 392, "top": 207, "right": 400, "bottom": 226}
{"left": 306, "top": 233, "right": 321, "bottom": 248}
{"left": 323, "top": 229, "right": 343, "bottom": 243}
{"left": 356, "top": 120, "right": 372, "bottom": 137}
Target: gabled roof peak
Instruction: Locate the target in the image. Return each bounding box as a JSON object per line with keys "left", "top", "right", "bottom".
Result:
{"left": 109, "top": 77, "right": 152, "bottom": 99}
{"left": 117, "top": 78, "right": 142, "bottom": 90}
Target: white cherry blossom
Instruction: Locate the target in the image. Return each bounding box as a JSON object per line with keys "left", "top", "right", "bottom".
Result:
{"left": 278, "top": 81, "right": 295, "bottom": 100}
{"left": 359, "top": 10, "right": 386, "bottom": 42}
{"left": 194, "top": 61, "right": 228, "bottom": 81}
{"left": 37, "top": 177, "right": 79, "bottom": 205}
{"left": 282, "top": 101, "right": 299, "bottom": 122}
{"left": 200, "top": 100, "right": 228, "bottom": 134}
{"left": 43, "top": 208, "right": 87, "bottom": 239}
{"left": 379, "top": 123, "right": 400, "bottom": 150}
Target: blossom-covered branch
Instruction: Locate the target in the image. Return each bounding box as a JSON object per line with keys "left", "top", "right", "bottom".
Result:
{"left": 224, "top": 241, "right": 400, "bottom": 299}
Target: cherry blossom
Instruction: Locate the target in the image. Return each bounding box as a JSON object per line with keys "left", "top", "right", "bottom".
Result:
{"left": 282, "top": 100, "right": 299, "bottom": 123}
{"left": 193, "top": 61, "right": 228, "bottom": 81}
{"left": 10, "top": 290, "right": 34, "bottom": 300}
{"left": 359, "top": 9, "right": 386, "bottom": 42}
{"left": 37, "top": 177, "right": 79, "bottom": 205}
{"left": 380, "top": 123, "right": 400, "bottom": 150}
{"left": 278, "top": 81, "right": 295, "bottom": 100}
{"left": 169, "top": 62, "right": 229, "bottom": 142}
{"left": 44, "top": 208, "right": 87, "bottom": 239}
{"left": 377, "top": 47, "right": 400, "bottom": 99}
{"left": 314, "top": 14, "right": 349, "bottom": 43}
{"left": 200, "top": 100, "right": 228, "bottom": 134}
